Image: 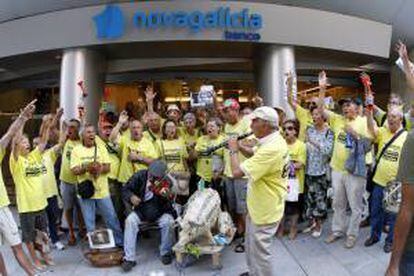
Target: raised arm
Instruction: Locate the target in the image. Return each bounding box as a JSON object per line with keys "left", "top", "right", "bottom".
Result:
{"left": 317, "top": 71, "right": 329, "bottom": 116}
{"left": 366, "top": 105, "right": 379, "bottom": 141}
{"left": 51, "top": 120, "right": 68, "bottom": 155}
{"left": 37, "top": 115, "right": 54, "bottom": 153}
{"left": 286, "top": 72, "right": 297, "bottom": 110}
{"left": 0, "top": 99, "right": 36, "bottom": 149}
{"left": 396, "top": 40, "right": 414, "bottom": 91}
{"left": 144, "top": 85, "right": 156, "bottom": 114}
{"left": 109, "top": 110, "right": 129, "bottom": 143}
{"left": 11, "top": 125, "right": 25, "bottom": 161}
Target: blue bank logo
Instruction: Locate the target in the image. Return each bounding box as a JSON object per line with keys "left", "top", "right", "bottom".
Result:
{"left": 94, "top": 4, "right": 125, "bottom": 39}
{"left": 93, "top": 5, "right": 262, "bottom": 42}
{"left": 133, "top": 7, "right": 262, "bottom": 33}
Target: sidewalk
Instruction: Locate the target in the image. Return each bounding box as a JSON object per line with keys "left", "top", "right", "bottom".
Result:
{"left": 2, "top": 218, "right": 390, "bottom": 276}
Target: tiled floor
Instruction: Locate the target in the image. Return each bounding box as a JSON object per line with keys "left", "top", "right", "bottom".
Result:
{"left": 2, "top": 218, "right": 390, "bottom": 276}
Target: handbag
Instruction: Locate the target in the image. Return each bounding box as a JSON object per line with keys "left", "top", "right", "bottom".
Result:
{"left": 383, "top": 180, "right": 402, "bottom": 214}
{"left": 286, "top": 178, "right": 300, "bottom": 202}
{"left": 286, "top": 163, "right": 299, "bottom": 202}
{"left": 369, "top": 129, "right": 405, "bottom": 214}
{"left": 77, "top": 144, "right": 97, "bottom": 199}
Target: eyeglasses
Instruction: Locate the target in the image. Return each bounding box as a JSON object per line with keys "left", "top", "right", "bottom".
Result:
{"left": 283, "top": 126, "right": 295, "bottom": 131}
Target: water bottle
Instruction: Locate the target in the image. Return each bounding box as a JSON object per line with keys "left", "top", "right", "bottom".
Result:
{"left": 198, "top": 179, "right": 205, "bottom": 191}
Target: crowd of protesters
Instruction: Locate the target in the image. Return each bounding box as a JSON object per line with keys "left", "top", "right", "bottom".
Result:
{"left": 0, "top": 41, "right": 413, "bottom": 276}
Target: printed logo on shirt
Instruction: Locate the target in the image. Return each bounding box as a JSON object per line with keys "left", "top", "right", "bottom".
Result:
{"left": 383, "top": 145, "right": 402, "bottom": 162}
{"left": 65, "top": 145, "right": 74, "bottom": 161}
{"left": 25, "top": 163, "right": 47, "bottom": 177}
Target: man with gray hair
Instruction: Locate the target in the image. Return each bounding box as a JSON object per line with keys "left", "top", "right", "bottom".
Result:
{"left": 365, "top": 103, "right": 408, "bottom": 253}
{"left": 228, "top": 106, "right": 289, "bottom": 276}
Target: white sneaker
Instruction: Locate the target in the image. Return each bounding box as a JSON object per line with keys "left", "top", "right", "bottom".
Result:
{"left": 311, "top": 229, "right": 322, "bottom": 238}
{"left": 54, "top": 241, "right": 65, "bottom": 251}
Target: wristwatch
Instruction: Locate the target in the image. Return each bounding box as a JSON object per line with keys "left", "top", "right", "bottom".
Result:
{"left": 229, "top": 149, "right": 238, "bottom": 156}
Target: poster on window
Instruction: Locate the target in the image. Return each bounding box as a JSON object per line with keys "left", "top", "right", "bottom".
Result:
{"left": 190, "top": 85, "right": 215, "bottom": 108}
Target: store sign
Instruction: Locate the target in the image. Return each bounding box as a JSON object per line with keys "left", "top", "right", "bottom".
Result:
{"left": 94, "top": 5, "right": 126, "bottom": 39}
{"left": 94, "top": 5, "right": 262, "bottom": 41}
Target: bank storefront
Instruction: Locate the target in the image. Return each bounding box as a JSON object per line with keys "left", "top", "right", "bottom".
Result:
{"left": 0, "top": 1, "right": 391, "bottom": 124}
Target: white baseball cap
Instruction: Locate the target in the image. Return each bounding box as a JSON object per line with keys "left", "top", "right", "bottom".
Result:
{"left": 251, "top": 106, "right": 279, "bottom": 126}
{"left": 166, "top": 104, "right": 181, "bottom": 114}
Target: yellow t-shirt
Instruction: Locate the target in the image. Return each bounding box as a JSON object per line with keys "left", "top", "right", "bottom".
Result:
{"left": 0, "top": 147, "right": 10, "bottom": 208}
{"left": 180, "top": 128, "right": 200, "bottom": 147}
{"left": 157, "top": 138, "right": 188, "bottom": 173}
{"left": 287, "top": 140, "right": 307, "bottom": 193}
{"left": 70, "top": 143, "right": 110, "bottom": 199}
{"left": 10, "top": 148, "right": 47, "bottom": 213}
{"left": 240, "top": 132, "right": 289, "bottom": 225}
{"left": 328, "top": 112, "right": 371, "bottom": 172}
{"left": 195, "top": 135, "right": 225, "bottom": 182}
{"left": 60, "top": 139, "right": 81, "bottom": 184}
{"left": 295, "top": 105, "right": 313, "bottom": 141}
{"left": 224, "top": 117, "right": 252, "bottom": 177}
{"left": 373, "top": 127, "right": 408, "bottom": 186}
{"left": 117, "top": 135, "right": 159, "bottom": 183}
{"left": 143, "top": 130, "right": 161, "bottom": 143}
{"left": 42, "top": 148, "right": 58, "bottom": 199}
{"left": 96, "top": 136, "right": 120, "bottom": 181}
{"left": 143, "top": 130, "right": 162, "bottom": 153}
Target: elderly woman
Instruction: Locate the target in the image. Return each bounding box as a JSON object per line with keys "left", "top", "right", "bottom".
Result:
{"left": 191, "top": 117, "right": 225, "bottom": 187}
{"left": 278, "top": 119, "right": 306, "bottom": 240}
{"left": 303, "top": 108, "right": 334, "bottom": 238}
{"left": 158, "top": 120, "right": 190, "bottom": 205}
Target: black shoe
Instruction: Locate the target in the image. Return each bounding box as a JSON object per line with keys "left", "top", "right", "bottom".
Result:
{"left": 121, "top": 260, "right": 137, "bottom": 272}
{"left": 239, "top": 272, "right": 249, "bottom": 276}
{"left": 364, "top": 236, "right": 379, "bottom": 247}
{"left": 161, "top": 253, "right": 173, "bottom": 265}
{"left": 384, "top": 243, "right": 393, "bottom": 253}
{"left": 359, "top": 218, "right": 370, "bottom": 228}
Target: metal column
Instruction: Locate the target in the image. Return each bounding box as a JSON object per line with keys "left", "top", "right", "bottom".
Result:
{"left": 59, "top": 48, "right": 105, "bottom": 126}
{"left": 255, "top": 45, "right": 296, "bottom": 118}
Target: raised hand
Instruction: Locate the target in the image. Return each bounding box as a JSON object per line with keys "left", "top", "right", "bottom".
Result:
{"left": 21, "top": 99, "right": 37, "bottom": 119}
{"left": 395, "top": 40, "right": 409, "bottom": 62}
{"left": 144, "top": 85, "right": 157, "bottom": 102}
{"left": 118, "top": 110, "right": 129, "bottom": 125}
{"left": 56, "top": 107, "right": 64, "bottom": 119}
{"left": 318, "top": 71, "right": 328, "bottom": 89}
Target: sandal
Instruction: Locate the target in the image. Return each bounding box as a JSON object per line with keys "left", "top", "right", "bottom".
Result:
{"left": 234, "top": 242, "right": 245, "bottom": 253}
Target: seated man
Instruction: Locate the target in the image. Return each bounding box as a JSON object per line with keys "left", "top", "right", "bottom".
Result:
{"left": 121, "top": 160, "right": 176, "bottom": 272}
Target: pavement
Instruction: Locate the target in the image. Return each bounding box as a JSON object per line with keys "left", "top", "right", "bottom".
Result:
{"left": 1, "top": 214, "right": 391, "bottom": 276}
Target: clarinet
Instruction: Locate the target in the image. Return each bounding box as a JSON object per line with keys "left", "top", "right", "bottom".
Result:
{"left": 201, "top": 132, "right": 253, "bottom": 156}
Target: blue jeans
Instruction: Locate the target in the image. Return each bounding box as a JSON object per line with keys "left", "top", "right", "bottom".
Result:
{"left": 124, "top": 212, "right": 175, "bottom": 262}
{"left": 400, "top": 251, "right": 414, "bottom": 276}
{"left": 46, "top": 196, "right": 60, "bottom": 243}
{"left": 370, "top": 184, "right": 396, "bottom": 244}
{"left": 78, "top": 196, "right": 123, "bottom": 246}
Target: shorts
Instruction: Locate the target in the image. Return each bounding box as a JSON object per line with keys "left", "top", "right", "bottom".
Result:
{"left": 0, "top": 206, "right": 21, "bottom": 246}
{"left": 60, "top": 181, "right": 78, "bottom": 211}
{"left": 19, "top": 210, "right": 48, "bottom": 243}
{"left": 224, "top": 177, "right": 248, "bottom": 215}
{"left": 285, "top": 194, "right": 304, "bottom": 216}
